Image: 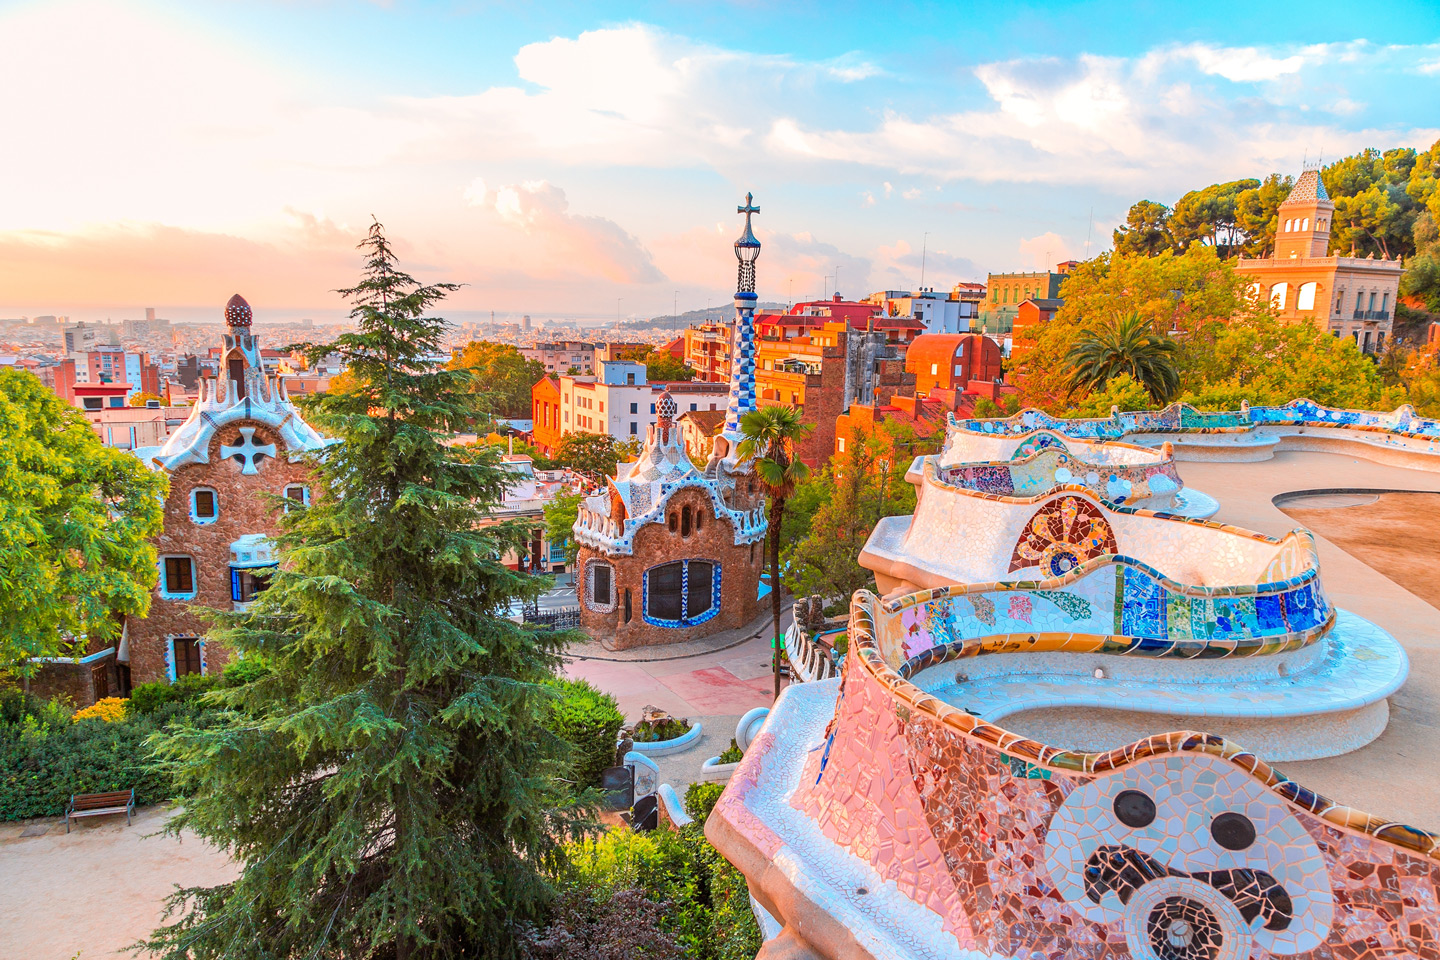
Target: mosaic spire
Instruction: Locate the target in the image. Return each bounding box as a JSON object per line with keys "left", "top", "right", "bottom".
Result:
{"left": 724, "top": 193, "right": 761, "bottom": 438}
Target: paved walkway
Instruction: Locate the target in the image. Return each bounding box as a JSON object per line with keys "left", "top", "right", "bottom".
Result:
{"left": 0, "top": 805, "right": 237, "bottom": 960}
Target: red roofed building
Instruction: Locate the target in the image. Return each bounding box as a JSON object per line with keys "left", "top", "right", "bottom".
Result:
{"left": 756, "top": 295, "right": 922, "bottom": 346}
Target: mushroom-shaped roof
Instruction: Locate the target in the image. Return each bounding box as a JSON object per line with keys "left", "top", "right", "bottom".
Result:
{"left": 657, "top": 389, "right": 678, "bottom": 423}
{"left": 225, "top": 293, "right": 253, "bottom": 328}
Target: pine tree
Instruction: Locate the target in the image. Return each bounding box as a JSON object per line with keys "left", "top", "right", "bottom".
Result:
{"left": 145, "top": 221, "right": 589, "bottom": 960}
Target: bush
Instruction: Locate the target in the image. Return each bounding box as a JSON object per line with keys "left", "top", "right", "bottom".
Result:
{"left": 683, "top": 782, "right": 724, "bottom": 823}
{"left": 519, "top": 886, "right": 682, "bottom": 959}
{"left": 544, "top": 679, "right": 624, "bottom": 790}
{"left": 72, "top": 697, "right": 127, "bottom": 723}
{"left": 561, "top": 825, "right": 761, "bottom": 960}
{"left": 127, "top": 672, "right": 219, "bottom": 715}
{"left": 218, "top": 657, "right": 271, "bottom": 687}
{"left": 0, "top": 687, "right": 71, "bottom": 726}
{"left": 630, "top": 717, "right": 690, "bottom": 743}
{"left": 0, "top": 712, "right": 175, "bottom": 819}
{"left": 716, "top": 739, "right": 743, "bottom": 764}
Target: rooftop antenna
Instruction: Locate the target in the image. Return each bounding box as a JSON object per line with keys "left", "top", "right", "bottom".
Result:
{"left": 834, "top": 266, "right": 841, "bottom": 299}
{"left": 920, "top": 231, "right": 929, "bottom": 291}
{"left": 1084, "top": 207, "right": 1094, "bottom": 259}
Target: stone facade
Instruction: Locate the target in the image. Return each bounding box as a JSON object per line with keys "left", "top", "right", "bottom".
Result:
{"left": 123, "top": 294, "right": 328, "bottom": 686}
{"left": 572, "top": 390, "right": 768, "bottom": 650}
{"left": 127, "top": 422, "right": 312, "bottom": 684}
{"left": 577, "top": 485, "right": 763, "bottom": 648}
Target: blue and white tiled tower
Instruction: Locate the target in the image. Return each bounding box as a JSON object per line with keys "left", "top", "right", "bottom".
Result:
{"left": 722, "top": 193, "right": 762, "bottom": 441}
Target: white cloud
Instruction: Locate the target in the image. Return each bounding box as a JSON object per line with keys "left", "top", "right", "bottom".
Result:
{"left": 1164, "top": 42, "right": 1307, "bottom": 82}
{"left": 463, "top": 177, "right": 489, "bottom": 206}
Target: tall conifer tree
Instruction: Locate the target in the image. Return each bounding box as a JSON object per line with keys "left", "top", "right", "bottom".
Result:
{"left": 146, "top": 222, "right": 587, "bottom": 960}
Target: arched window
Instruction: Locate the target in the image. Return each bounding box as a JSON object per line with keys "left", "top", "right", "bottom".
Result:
{"left": 668, "top": 512, "right": 678, "bottom": 533}
{"left": 624, "top": 588, "right": 632, "bottom": 623}
{"left": 585, "top": 560, "right": 616, "bottom": 612}
{"left": 1269, "top": 282, "right": 1288, "bottom": 310}
{"left": 681, "top": 505, "right": 692, "bottom": 538}
{"left": 694, "top": 511, "right": 703, "bottom": 533}
{"left": 1297, "top": 281, "right": 1318, "bottom": 311}
{"left": 1302, "top": 217, "right": 1309, "bottom": 231}
{"left": 643, "top": 560, "right": 719, "bottom": 626}
{"left": 1284, "top": 219, "right": 1292, "bottom": 232}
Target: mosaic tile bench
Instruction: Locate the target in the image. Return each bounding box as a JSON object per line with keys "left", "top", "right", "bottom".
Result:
{"left": 951, "top": 399, "right": 1440, "bottom": 472}
{"left": 935, "top": 428, "right": 1219, "bottom": 518}
{"left": 708, "top": 590, "right": 1439, "bottom": 960}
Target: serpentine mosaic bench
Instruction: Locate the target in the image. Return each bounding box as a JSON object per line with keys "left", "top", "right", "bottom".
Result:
{"left": 951, "top": 398, "right": 1440, "bottom": 471}
{"left": 707, "top": 590, "right": 1436, "bottom": 960}
{"left": 936, "top": 428, "right": 1219, "bottom": 517}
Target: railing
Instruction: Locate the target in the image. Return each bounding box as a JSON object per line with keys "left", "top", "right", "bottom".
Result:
{"left": 1352, "top": 310, "right": 1392, "bottom": 321}
{"left": 524, "top": 605, "right": 580, "bottom": 629}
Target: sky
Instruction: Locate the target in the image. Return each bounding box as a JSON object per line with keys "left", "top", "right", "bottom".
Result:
{"left": 1, "top": 0, "right": 1438, "bottom": 325}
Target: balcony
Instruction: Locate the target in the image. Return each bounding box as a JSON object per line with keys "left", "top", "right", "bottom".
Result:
{"left": 1351, "top": 310, "right": 1391, "bottom": 322}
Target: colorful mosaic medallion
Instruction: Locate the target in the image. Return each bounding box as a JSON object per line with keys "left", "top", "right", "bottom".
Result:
{"left": 1010, "top": 494, "right": 1118, "bottom": 574}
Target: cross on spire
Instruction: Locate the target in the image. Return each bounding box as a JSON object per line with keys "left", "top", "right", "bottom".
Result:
{"left": 738, "top": 192, "right": 760, "bottom": 221}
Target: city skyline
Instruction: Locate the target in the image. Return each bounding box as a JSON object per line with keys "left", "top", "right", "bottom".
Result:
{"left": 2, "top": 0, "right": 1438, "bottom": 322}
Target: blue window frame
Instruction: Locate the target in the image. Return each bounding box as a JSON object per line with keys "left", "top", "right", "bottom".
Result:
{"left": 642, "top": 559, "right": 720, "bottom": 627}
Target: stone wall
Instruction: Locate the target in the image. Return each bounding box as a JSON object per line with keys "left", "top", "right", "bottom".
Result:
{"left": 578, "top": 486, "right": 763, "bottom": 649}
{"left": 126, "top": 420, "right": 312, "bottom": 685}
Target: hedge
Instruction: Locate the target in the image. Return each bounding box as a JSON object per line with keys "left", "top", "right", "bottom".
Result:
{"left": 0, "top": 711, "right": 175, "bottom": 820}
{"left": 544, "top": 678, "right": 624, "bottom": 790}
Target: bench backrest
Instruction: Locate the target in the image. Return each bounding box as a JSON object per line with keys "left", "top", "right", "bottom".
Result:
{"left": 72, "top": 790, "right": 133, "bottom": 809}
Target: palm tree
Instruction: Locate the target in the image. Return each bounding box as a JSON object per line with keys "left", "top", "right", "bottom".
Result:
{"left": 737, "top": 405, "right": 812, "bottom": 699}
{"left": 1065, "top": 310, "right": 1180, "bottom": 404}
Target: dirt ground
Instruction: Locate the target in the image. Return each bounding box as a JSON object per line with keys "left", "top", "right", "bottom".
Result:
{"left": 1280, "top": 492, "right": 1440, "bottom": 611}
{"left": 0, "top": 804, "right": 237, "bottom": 960}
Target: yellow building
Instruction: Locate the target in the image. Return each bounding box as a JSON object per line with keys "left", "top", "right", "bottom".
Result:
{"left": 1235, "top": 167, "right": 1404, "bottom": 354}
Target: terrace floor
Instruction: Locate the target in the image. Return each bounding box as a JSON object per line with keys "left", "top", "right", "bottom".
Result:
{"left": 1180, "top": 452, "right": 1440, "bottom": 830}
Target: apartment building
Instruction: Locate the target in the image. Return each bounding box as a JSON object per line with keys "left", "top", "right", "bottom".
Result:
{"left": 556, "top": 360, "right": 726, "bottom": 444}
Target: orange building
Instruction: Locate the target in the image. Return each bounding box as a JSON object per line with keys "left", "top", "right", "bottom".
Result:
{"left": 1010, "top": 298, "right": 1064, "bottom": 362}
{"left": 905, "top": 333, "right": 1004, "bottom": 394}
{"left": 1235, "top": 167, "right": 1404, "bottom": 353}
{"left": 530, "top": 375, "right": 562, "bottom": 456}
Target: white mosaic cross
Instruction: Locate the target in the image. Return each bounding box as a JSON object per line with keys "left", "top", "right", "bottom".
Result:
{"left": 220, "top": 426, "right": 276, "bottom": 475}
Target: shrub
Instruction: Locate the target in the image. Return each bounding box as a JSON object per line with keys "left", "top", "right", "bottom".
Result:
{"left": 0, "top": 712, "right": 175, "bottom": 819}
{"left": 716, "top": 739, "right": 743, "bottom": 764}
{"left": 544, "top": 679, "right": 624, "bottom": 790}
{"left": 72, "top": 697, "right": 127, "bottom": 723}
{"left": 630, "top": 717, "right": 690, "bottom": 742}
{"left": 0, "top": 688, "right": 72, "bottom": 726}
{"left": 519, "top": 886, "right": 682, "bottom": 960}
{"left": 127, "top": 673, "right": 219, "bottom": 715}
{"left": 684, "top": 782, "right": 724, "bottom": 823}
{"left": 218, "top": 657, "right": 271, "bottom": 687}
{"left": 560, "top": 825, "right": 761, "bottom": 960}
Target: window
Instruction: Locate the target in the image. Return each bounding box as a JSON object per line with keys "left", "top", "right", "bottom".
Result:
{"left": 630, "top": 402, "right": 638, "bottom": 414}
{"left": 1382, "top": 292, "right": 1390, "bottom": 311}
{"left": 231, "top": 567, "right": 272, "bottom": 603}
{"left": 191, "top": 487, "right": 218, "bottom": 523}
{"left": 630, "top": 422, "right": 638, "bottom": 435}
{"left": 1269, "top": 283, "right": 1288, "bottom": 310}
{"left": 643, "top": 559, "right": 719, "bottom": 626}
{"left": 163, "top": 556, "right": 195, "bottom": 597}
{"left": 586, "top": 560, "right": 615, "bottom": 612}
{"left": 837, "top": 437, "right": 846, "bottom": 453}
{"left": 626, "top": 373, "right": 635, "bottom": 385}
{"left": 82, "top": 397, "right": 103, "bottom": 411}
{"left": 599, "top": 401, "right": 605, "bottom": 413}
{"left": 172, "top": 637, "right": 203, "bottom": 677}
{"left": 1297, "top": 282, "right": 1318, "bottom": 311}
{"left": 930, "top": 363, "right": 939, "bottom": 376}
{"left": 1302, "top": 218, "right": 1309, "bottom": 231}
{"left": 690, "top": 403, "right": 697, "bottom": 411}
{"left": 668, "top": 512, "right": 678, "bottom": 532}
{"left": 650, "top": 403, "right": 656, "bottom": 414}
{"left": 1369, "top": 292, "right": 1378, "bottom": 311}
{"left": 624, "top": 589, "right": 632, "bottom": 623}
{"left": 681, "top": 505, "right": 692, "bottom": 538}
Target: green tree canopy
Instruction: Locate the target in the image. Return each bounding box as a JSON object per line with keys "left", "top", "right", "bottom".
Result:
{"left": 448, "top": 340, "right": 547, "bottom": 419}
{"left": 144, "top": 222, "right": 588, "bottom": 960}
{"left": 0, "top": 369, "right": 165, "bottom": 676}
{"left": 1112, "top": 200, "right": 1174, "bottom": 257}
{"left": 639, "top": 350, "right": 691, "bottom": 382}
{"left": 1167, "top": 179, "right": 1258, "bottom": 257}
{"left": 555, "top": 432, "right": 634, "bottom": 485}
{"left": 543, "top": 489, "right": 583, "bottom": 567}
{"left": 1234, "top": 174, "right": 1294, "bottom": 258}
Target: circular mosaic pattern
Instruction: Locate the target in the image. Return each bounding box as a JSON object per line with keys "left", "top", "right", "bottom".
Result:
{"left": 1123, "top": 877, "right": 1249, "bottom": 960}
{"left": 1041, "top": 542, "right": 1084, "bottom": 577}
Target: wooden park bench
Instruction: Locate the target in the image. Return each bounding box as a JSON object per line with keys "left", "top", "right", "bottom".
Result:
{"left": 65, "top": 789, "right": 135, "bottom": 833}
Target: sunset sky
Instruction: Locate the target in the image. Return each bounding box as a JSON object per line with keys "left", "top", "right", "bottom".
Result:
{"left": 2, "top": 0, "right": 1438, "bottom": 323}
